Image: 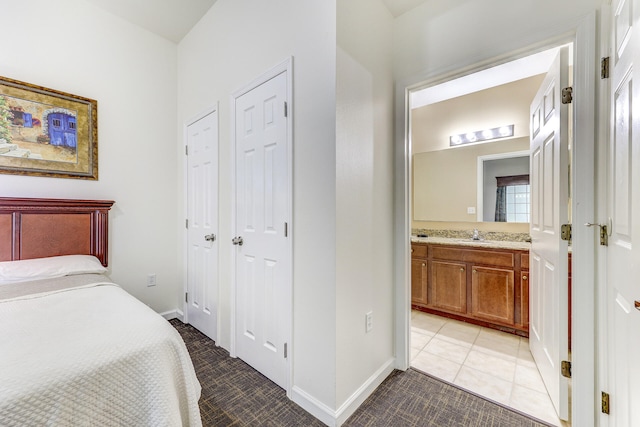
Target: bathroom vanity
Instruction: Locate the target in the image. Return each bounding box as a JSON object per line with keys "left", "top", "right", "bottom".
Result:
{"left": 411, "top": 238, "right": 530, "bottom": 337}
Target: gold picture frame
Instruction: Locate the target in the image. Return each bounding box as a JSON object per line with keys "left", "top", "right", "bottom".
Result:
{"left": 0, "top": 76, "right": 98, "bottom": 180}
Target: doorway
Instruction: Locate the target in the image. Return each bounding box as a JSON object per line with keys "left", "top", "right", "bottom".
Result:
{"left": 407, "top": 46, "right": 571, "bottom": 426}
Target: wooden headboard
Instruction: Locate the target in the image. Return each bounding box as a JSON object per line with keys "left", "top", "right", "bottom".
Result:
{"left": 0, "top": 198, "right": 115, "bottom": 267}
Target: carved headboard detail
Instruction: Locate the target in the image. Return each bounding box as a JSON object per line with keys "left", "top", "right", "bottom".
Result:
{"left": 0, "top": 198, "right": 115, "bottom": 267}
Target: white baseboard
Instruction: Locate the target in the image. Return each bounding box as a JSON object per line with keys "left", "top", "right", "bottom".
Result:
{"left": 290, "top": 358, "right": 395, "bottom": 427}
{"left": 335, "top": 358, "right": 395, "bottom": 425}
{"left": 160, "top": 309, "right": 184, "bottom": 322}
{"left": 290, "top": 386, "right": 337, "bottom": 427}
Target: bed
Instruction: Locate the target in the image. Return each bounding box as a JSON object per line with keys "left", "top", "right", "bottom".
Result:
{"left": 0, "top": 197, "right": 202, "bottom": 426}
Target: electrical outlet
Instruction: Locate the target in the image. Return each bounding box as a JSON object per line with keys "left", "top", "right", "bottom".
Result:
{"left": 365, "top": 311, "right": 373, "bottom": 333}
{"left": 147, "top": 274, "right": 156, "bottom": 287}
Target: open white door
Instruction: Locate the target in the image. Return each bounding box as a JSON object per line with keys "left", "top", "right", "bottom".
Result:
{"left": 529, "top": 47, "right": 570, "bottom": 420}
{"left": 186, "top": 110, "right": 219, "bottom": 341}
{"left": 233, "top": 70, "right": 290, "bottom": 389}
{"left": 605, "top": 0, "right": 640, "bottom": 423}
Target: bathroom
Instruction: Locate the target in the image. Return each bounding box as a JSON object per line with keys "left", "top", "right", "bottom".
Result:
{"left": 409, "top": 46, "right": 572, "bottom": 426}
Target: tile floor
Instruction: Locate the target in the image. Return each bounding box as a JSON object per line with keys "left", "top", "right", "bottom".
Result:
{"left": 411, "top": 310, "right": 570, "bottom": 427}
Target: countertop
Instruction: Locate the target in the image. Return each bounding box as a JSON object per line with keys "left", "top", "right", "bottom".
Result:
{"left": 411, "top": 236, "right": 531, "bottom": 251}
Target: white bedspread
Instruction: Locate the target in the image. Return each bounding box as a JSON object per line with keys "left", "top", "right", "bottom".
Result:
{"left": 0, "top": 275, "right": 202, "bottom": 426}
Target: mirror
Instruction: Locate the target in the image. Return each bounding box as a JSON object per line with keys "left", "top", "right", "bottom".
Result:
{"left": 410, "top": 68, "right": 545, "bottom": 226}
{"left": 412, "top": 138, "right": 530, "bottom": 223}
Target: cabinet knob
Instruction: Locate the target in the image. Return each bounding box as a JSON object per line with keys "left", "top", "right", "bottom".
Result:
{"left": 422, "top": 263, "right": 426, "bottom": 267}
{"left": 460, "top": 267, "right": 464, "bottom": 272}
{"left": 523, "top": 275, "right": 528, "bottom": 280}
{"left": 473, "top": 269, "right": 477, "bottom": 274}
{"left": 411, "top": 249, "right": 414, "bottom": 253}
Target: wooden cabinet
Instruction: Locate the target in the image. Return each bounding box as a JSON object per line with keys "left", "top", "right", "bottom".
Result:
{"left": 470, "top": 266, "right": 514, "bottom": 324}
{"left": 411, "top": 258, "right": 428, "bottom": 306}
{"left": 432, "top": 261, "right": 467, "bottom": 313}
{"left": 411, "top": 242, "right": 529, "bottom": 337}
{"left": 518, "top": 253, "right": 529, "bottom": 331}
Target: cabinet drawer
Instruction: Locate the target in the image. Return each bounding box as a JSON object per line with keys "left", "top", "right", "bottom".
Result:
{"left": 411, "top": 243, "right": 428, "bottom": 258}
{"left": 431, "top": 246, "right": 514, "bottom": 268}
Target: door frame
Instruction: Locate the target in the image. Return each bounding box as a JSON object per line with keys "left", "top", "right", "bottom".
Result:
{"left": 229, "top": 57, "right": 294, "bottom": 393}
{"left": 394, "top": 13, "right": 598, "bottom": 426}
{"left": 182, "top": 103, "right": 220, "bottom": 338}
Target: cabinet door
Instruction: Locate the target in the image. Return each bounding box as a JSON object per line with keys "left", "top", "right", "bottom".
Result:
{"left": 411, "top": 258, "right": 428, "bottom": 306}
{"left": 471, "top": 266, "right": 515, "bottom": 325}
{"left": 520, "top": 271, "right": 529, "bottom": 330}
{"left": 431, "top": 261, "right": 466, "bottom": 313}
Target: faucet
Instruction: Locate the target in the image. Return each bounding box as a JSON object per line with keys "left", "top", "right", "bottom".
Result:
{"left": 472, "top": 229, "right": 480, "bottom": 240}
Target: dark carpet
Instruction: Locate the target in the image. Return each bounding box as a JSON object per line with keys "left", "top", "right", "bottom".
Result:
{"left": 170, "top": 319, "right": 552, "bottom": 426}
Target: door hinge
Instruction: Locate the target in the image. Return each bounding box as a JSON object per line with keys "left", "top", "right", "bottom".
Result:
{"left": 601, "top": 57, "right": 610, "bottom": 79}
{"left": 561, "top": 224, "right": 572, "bottom": 242}
{"left": 585, "top": 223, "right": 609, "bottom": 246}
{"left": 600, "top": 224, "right": 608, "bottom": 246}
{"left": 284, "top": 342, "right": 288, "bottom": 358}
{"left": 185, "top": 145, "right": 188, "bottom": 155}
{"left": 561, "top": 87, "right": 573, "bottom": 104}
{"left": 561, "top": 360, "right": 572, "bottom": 378}
{"left": 602, "top": 391, "right": 610, "bottom": 414}
{"left": 284, "top": 222, "right": 288, "bottom": 237}
{"left": 284, "top": 101, "right": 288, "bottom": 118}
{"left": 185, "top": 292, "right": 188, "bottom": 303}
{"left": 185, "top": 219, "right": 189, "bottom": 229}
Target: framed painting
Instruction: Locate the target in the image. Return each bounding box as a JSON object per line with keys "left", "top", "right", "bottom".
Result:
{"left": 0, "top": 76, "right": 98, "bottom": 180}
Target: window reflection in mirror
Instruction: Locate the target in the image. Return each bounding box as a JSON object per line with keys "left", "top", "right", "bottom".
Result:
{"left": 480, "top": 153, "right": 530, "bottom": 223}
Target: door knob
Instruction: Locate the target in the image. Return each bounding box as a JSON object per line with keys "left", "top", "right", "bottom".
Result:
{"left": 204, "top": 234, "right": 216, "bottom": 242}
{"left": 232, "top": 236, "right": 244, "bottom": 246}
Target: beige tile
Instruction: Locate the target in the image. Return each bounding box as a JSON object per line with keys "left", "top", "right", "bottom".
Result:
{"left": 509, "top": 384, "right": 562, "bottom": 426}
{"left": 411, "top": 347, "right": 421, "bottom": 361}
{"left": 411, "top": 350, "right": 462, "bottom": 383}
{"left": 423, "top": 337, "right": 471, "bottom": 365}
{"left": 411, "top": 331, "right": 432, "bottom": 350}
{"left": 472, "top": 330, "right": 520, "bottom": 361}
{"left": 514, "top": 363, "right": 547, "bottom": 393}
{"left": 411, "top": 312, "right": 447, "bottom": 334}
{"left": 463, "top": 349, "right": 517, "bottom": 382}
{"left": 411, "top": 325, "right": 435, "bottom": 337}
{"left": 453, "top": 366, "right": 512, "bottom": 405}
{"left": 517, "top": 339, "right": 537, "bottom": 364}
{"left": 436, "top": 320, "right": 480, "bottom": 348}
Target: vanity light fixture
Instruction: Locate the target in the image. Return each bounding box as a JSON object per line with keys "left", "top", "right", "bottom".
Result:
{"left": 449, "top": 124, "right": 514, "bottom": 146}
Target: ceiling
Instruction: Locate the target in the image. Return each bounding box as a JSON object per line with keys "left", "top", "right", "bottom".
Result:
{"left": 84, "top": 0, "right": 428, "bottom": 43}
{"left": 380, "top": 0, "right": 430, "bottom": 17}
{"left": 83, "top": 0, "right": 218, "bottom": 43}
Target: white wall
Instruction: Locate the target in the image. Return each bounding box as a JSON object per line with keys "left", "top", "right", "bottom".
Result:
{"left": 0, "top": 0, "right": 181, "bottom": 313}
{"left": 393, "top": 0, "right": 600, "bottom": 82}
{"left": 336, "top": 0, "right": 395, "bottom": 415}
{"left": 177, "top": 0, "right": 338, "bottom": 412}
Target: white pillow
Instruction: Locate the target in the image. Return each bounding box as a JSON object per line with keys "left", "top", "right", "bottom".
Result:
{"left": 0, "top": 255, "right": 107, "bottom": 285}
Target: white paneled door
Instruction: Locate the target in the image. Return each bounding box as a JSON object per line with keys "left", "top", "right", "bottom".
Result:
{"left": 529, "top": 47, "right": 570, "bottom": 420}
{"left": 186, "top": 110, "right": 219, "bottom": 341}
{"left": 606, "top": 0, "right": 640, "bottom": 423}
{"left": 234, "top": 70, "right": 290, "bottom": 389}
